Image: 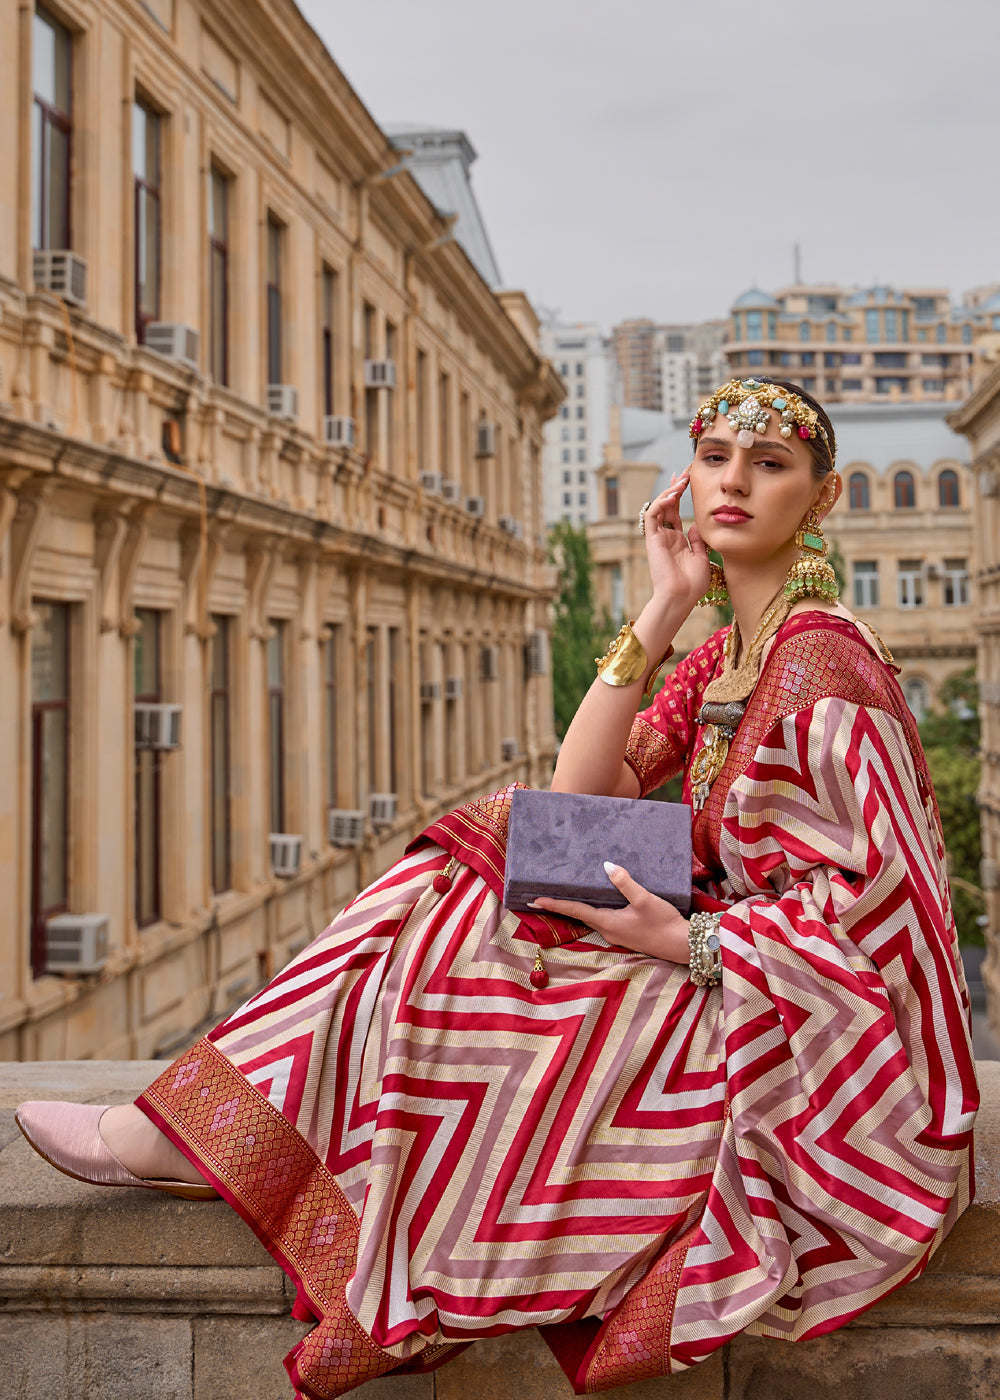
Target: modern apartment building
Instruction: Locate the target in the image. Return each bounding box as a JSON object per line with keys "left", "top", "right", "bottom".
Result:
{"left": 0, "top": 0, "right": 561, "bottom": 1059}
{"left": 539, "top": 320, "right": 610, "bottom": 524}
{"left": 725, "top": 283, "right": 990, "bottom": 403}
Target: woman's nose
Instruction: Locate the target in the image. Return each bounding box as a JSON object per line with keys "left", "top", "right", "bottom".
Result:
{"left": 720, "top": 453, "right": 750, "bottom": 495}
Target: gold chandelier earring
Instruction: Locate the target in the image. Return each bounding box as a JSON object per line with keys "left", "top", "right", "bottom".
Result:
{"left": 697, "top": 562, "right": 729, "bottom": 607}
{"left": 784, "top": 504, "right": 839, "bottom": 603}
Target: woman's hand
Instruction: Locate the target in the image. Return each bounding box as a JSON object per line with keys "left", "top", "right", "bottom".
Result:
{"left": 529, "top": 863, "right": 691, "bottom": 964}
{"left": 641, "top": 470, "right": 711, "bottom": 611}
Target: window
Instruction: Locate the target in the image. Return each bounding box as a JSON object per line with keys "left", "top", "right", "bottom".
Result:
{"left": 575, "top": 383, "right": 584, "bottom": 398}
{"left": 366, "top": 630, "right": 377, "bottom": 796}
{"left": 962, "top": 324, "right": 973, "bottom": 345}
{"left": 559, "top": 361, "right": 569, "bottom": 377}
{"left": 561, "top": 427, "right": 569, "bottom": 442}
{"left": 848, "top": 472, "right": 870, "bottom": 510}
{"left": 842, "top": 378, "right": 863, "bottom": 391}
{"left": 438, "top": 371, "right": 450, "bottom": 477}
{"left": 876, "top": 377, "right": 908, "bottom": 395}
{"left": 576, "top": 405, "right": 585, "bottom": 420}
{"left": 575, "top": 362, "right": 584, "bottom": 376}
{"left": 133, "top": 100, "right": 162, "bottom": 343}
{"left": 322, "top": 629, "right": 339, "bottom": 812}
{"left": 134, "top": 608, "right": 163, "bottom": 927}
{"left": 576, "top": 427, "right": 585, "bottom": 441}
{"left": 842, "top": 352, "right": 861, "bottom": 364}
{"left": 388, "top": 627, "right": 401, "bottom": 796}
{"left": 611, "top": 564, "right": 624, "bottom": 623}
{"left": 853, "top": 561, "right": 879, "bottom": 609}
{"left": 943, "top": 558, "right": 969, "bottom": 607}
{"left": 903, "top": 677, "right": 930, "bottom": 721}
{"left": 746, "top": 350, "right": 764, "bottom": 366}
{"left": 208, "top": 165, "right": 230, "bottom": 385}
{"left": 799, "top": 321, "right": 810, "bottom": 342}
{"left": 898, "top": 560, "right": 924, "bottom": 608}
{"left": 32, "top": 9, "right": 72, "bottom": 251}
{"left": 384, "top": 321, "right": 397, "bottom": 470}
{"left": 893, "top": 471, "right": 915, "bottom": 508}
{"left": 321, "top": 266, "right": 337, "bottom": 417}
{"left": 746, "top": 310, "right": 762, "bottom": 340}
{"left": 562, "top": 492, "right": 571, "bottom": 507}
{"left": 874, "top": 352, "right": 907, "bottom": 368}
{"left": 824, "top": 353, "right": 839, "bottom": 368}
{"left": 605, "top": 475, "right": 619, "bottom": 517}
{"left": 938, "top": 469, "right": 960, "bottom": 507}
{"left": 561, "top": 449, "right": 570, "bottom": 463}
{"left": 801, "top": 378, "right": 815, "bottom": 392}
{"left": 884, "top": 308, "right": 898, "bottom": 342}
{"left": 865, "top": 309, "right": 879, "bottom": 342}
{"left": 578, "top": 491, "right": 587, "bottom": 506}
{"left": 560, "top": 405, "right": 569, "bottom": 420}
{"left": 266, "top": 214, "right": 284, "bottom": 385}
{"left": 30, "top": 601, "right": 70, "bottom": 977}
{"left": 576, "top": 448, "right": 586, "bottom": 462}
{"left": 267, "top": 622, "right": 286, "bottom": 833}
{"left": 577, "top": 470, "right": 587, "bottom": 483}
{"left": 825, "top": 378, "right": 837, "bottom": 394}
{"left": 922, "top": 378, "right": 944, "bottom": 393}
{"left": 826, "top": 321, "right": 837, "bottom": 343}
{"left": 210, "top": 616, "right": 232, "bottom": 893}
{"left": 562, "top": 470, "right": 570, "bottom": 484}
{"left": 800, "top": 351, "right": 815, "bottom": 366}
{"left": 936, "top": 324, "right": 946, "bottom": 344}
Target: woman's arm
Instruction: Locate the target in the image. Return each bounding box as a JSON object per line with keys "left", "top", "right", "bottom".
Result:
{"left": 552, "top": 471, "right": 709, "bottom": 797}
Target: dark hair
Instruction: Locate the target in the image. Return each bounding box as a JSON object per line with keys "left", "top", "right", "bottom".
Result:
{"left": 759, "top": 377, "right": 837, "bottom": 478}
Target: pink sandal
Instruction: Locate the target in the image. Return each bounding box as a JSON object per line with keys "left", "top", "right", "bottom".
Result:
{"left": 15, "top": 1101, "right": 219, "bottom": 1201}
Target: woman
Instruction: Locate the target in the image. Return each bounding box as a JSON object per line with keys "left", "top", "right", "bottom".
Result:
{"left": 17, "top": 379, "right": 977, "bottom": 1397}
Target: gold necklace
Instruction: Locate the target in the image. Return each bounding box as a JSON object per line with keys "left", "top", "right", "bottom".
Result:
{"left": 689, "top": 587, "right": 791, "bottom": 811}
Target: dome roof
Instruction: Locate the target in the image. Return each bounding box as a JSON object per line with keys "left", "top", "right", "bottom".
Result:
{"left": 731, "top": 288, "right": 779, "bottom": 310}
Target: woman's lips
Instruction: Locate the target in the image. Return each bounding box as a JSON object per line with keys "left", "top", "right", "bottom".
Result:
{"left": 711, "top": 507, "right": 752, "bottom": 523}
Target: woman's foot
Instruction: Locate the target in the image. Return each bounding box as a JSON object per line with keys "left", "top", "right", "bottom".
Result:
{"left": 14, "top": 1101, "right": 218, "bottom": 1200}
{"left": 98, "top": 1104, "right": 210, "bottom": 1186}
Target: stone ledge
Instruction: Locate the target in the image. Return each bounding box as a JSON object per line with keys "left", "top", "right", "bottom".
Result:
{"left": 2, "top": 1060, "right": 999, "bottom": 1400}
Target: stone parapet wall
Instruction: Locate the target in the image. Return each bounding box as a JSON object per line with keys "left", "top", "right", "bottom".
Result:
{"left": 3, "top": 1060, "right": 999, "bottom": 1400}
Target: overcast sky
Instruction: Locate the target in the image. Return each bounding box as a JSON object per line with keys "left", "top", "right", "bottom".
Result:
{"left": 297, "top": 0, "right": 998, "bottom": 330}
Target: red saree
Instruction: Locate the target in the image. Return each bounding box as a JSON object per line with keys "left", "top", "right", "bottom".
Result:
{"left": 137, "top": 612, "right": 977, "bottom": 1397}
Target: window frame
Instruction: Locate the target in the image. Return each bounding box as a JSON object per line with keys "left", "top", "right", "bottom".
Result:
{"left": 210, "top": 615, "right": 232, "bottom": 894}
{"left": 893, "top": 470, "right": 915, "bottom": 509}
{"left": 32, "top": 8, "right": 73, "bottom": 252}
{"left": 848, "top": 472, "right": 870, "bottom": 511}
{"left": 134, "top": 607, "right": 163, "bottom": 928}
{"left": 132, "top": 97, "right": 163, "bottom": 344}
{"left": 208, "top": 163, "right": 230, "bottom": 385}
{"left": 30, "top": 600, "right": 71, "bottom": 977}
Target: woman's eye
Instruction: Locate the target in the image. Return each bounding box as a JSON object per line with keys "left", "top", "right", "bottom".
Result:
{"left": 757, "top": 458, "right": 784, "bottom": 471}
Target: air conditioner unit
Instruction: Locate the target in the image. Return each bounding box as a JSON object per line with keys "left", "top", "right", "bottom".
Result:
{"left": 501, "top": 737, "right": 519, "bottom": 762}
{"left": 465, "top": 495, "right": 485, "bottom": 518}
{"left": 364, "top": 360, "right": 397, "bottom": 390}
{"left": 524, "top": 630, "right": 549, "bottom": 677}
{"left": 323, "top": 415, "right": 356, "bottom": 448}
{"left": 135, "top": 703, "right": 183, "bottom": 750}
{"left": 419, "top": 472, "right": 442, "bottom": 495}
{"left": 328, "top": 808, "right": 366, "bottom": 847}
{"left": 441, "top": 479, "right": 463, "bottom": 504}
{"left": 476, "top": 422, "right": 497, "bottom": 458}
{"left": 267, "top": 384, "right": 299, "bottom": 421}
{"left": 420, "top": 681, "right": 441, "bottom": 702}
{"left": 269, "top": 833, "right": 303, "bottom": 877}
{"left": 146, "top": 322, "right": 200, "bottom": 369}
{"left": 499, "top": 515, "right": 523, "bottom": 538}
{"left": 33, "top": 249, "right": 88, "bottom": 307}
{"left": 444, "top": 675, "right": 463, "bottom": 700}
{"left": 44, "top": 913, "right": 109, "bottom": 974}
{"left": 370, "top": 792, "right": 397, "bottom": 828}
{"left": 925, "top": 563, "right": 940, "bottom": 580}
{"left": 480, "top": 645, "right": 499, "bottom": 681}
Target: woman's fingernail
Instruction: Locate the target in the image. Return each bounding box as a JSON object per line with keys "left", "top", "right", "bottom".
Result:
{"left": 603, "top": 861, "right": 619, "bottom": 877}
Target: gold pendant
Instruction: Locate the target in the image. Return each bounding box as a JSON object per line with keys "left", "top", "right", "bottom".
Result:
{"left": 690, "top": 725, "right": 730, "bottom": 809}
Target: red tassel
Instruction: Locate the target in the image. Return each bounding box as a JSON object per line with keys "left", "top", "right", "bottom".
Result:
{"left": 432, "top": 873, "right": 452, "bottom": 895}
{"left": 530, "top": 952, "right": 548, "bottom": 989}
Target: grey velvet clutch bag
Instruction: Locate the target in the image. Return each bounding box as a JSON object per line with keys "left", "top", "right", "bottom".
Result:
{"left": 503, "top": 788, "right": 692, "bottom": 915}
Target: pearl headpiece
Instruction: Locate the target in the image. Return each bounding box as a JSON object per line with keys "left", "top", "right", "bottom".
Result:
{"left": 689, "top": 379, "right": 833, "bottom": 459}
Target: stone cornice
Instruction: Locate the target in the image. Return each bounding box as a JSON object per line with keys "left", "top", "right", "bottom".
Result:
{"left": 948, "top": 360, "right": 1000, "bottom": 435}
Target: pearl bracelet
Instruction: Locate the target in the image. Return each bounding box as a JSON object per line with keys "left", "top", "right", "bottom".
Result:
{"left": 688, "top": 911, "right": 723, "bottom": 986}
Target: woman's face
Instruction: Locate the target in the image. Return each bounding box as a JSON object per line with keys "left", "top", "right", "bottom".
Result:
{"left": 688, "top": 408, "right": 832, "bottom": 568}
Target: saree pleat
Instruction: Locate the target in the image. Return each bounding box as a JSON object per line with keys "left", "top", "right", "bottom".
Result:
{"left": 137, "top": 613, "right": 977, "bottom": 1397}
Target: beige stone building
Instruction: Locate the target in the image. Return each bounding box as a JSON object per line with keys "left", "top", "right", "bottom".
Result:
{"left": 949, "top": 360, "right": 1000, "bottom": 1025}
{"left": 0, "top": 0, "right": 561, "bottom": 1060}
{"left": 588, "top": 403, "right": 974, "bottom": 712}
{"left": 726, "top": 283, "right": 985, "bottom": 405}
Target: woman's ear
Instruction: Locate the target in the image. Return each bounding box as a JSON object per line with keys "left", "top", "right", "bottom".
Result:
{"left": 814, "top": 472, "right": 841, "bottom": 520}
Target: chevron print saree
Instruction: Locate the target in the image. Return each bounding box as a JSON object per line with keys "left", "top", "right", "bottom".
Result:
{"left": 137, "top": 613, "right": 978, "bottom": 1398}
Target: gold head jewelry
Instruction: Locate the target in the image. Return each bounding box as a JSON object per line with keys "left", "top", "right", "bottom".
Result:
{"left": 689, "top": 379, "right": 833, "bottom": 457}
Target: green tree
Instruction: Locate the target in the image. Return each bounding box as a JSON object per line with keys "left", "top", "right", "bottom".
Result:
{"left": 918, "top": 667, "right": 984, "bottom": 945}
{"left": 548, "top": 522, "right": 612, "bottom": 739}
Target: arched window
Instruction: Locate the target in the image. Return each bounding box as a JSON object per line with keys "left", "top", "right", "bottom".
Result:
{"left": 848, "top": 472, "right": 870, "bottom": 510}
{"left": 903, "top": 677, "right": 931, "bottom": 721}
{"left": 938, "top": 469, "right": 960, "bottom": 507}
{"left": 893, "top": 470, "right": 915, "bottom": 508}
